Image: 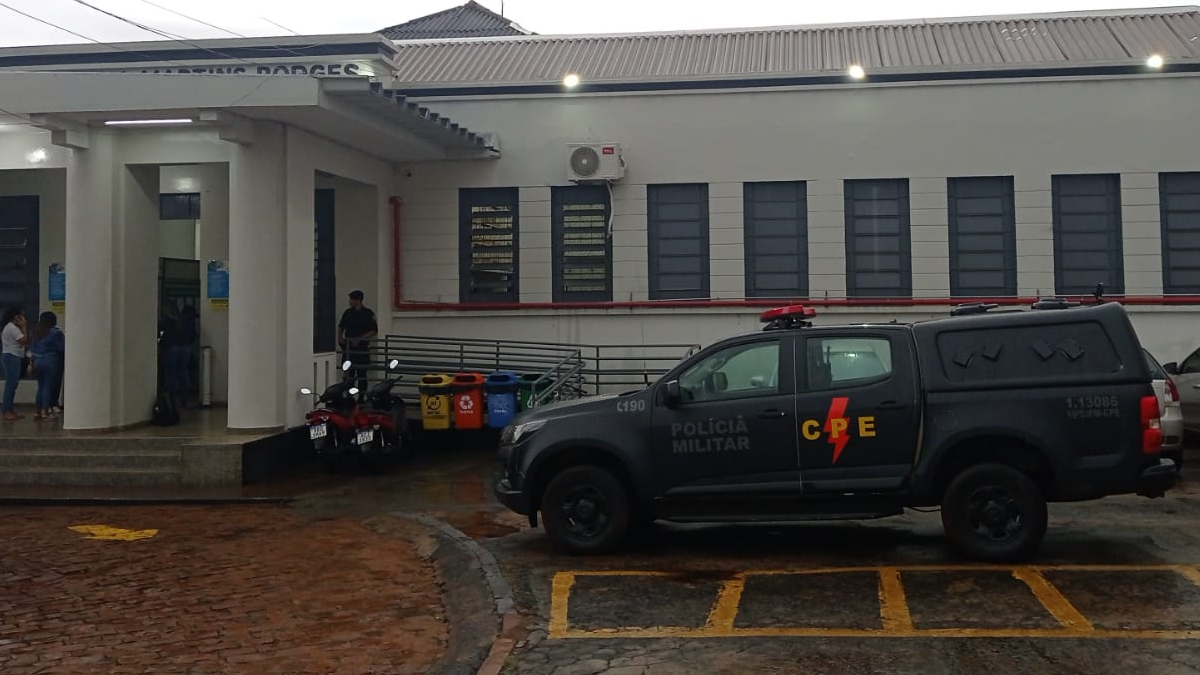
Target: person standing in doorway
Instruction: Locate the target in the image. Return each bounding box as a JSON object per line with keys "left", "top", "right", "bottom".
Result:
{"left": 338, "top": 290, "right": 378, "bottom": 390}
{"left": 2, "top": 306, "right": 29, "bottom": 421}
{"left": 159, "top": 300, "right": 188, "bottom": 409}
{"left": 29, "top": 311, "right": 64, "bottom": 420}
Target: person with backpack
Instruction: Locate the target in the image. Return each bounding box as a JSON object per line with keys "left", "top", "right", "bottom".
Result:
{"left": 29, "top": 311, "right": 64, "bottom": 420}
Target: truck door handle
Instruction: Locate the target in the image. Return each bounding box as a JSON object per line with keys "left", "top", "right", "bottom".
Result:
{"left": 759, "top": 409, "right": 787, "bottom": 419}
{"left": 876, "top": 401, "right": 906, "bottom": 411}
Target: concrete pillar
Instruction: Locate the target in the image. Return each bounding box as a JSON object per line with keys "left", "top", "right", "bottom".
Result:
{"left": 62, "top": 134, "right": 159, "bottom": 430}
{"left": 284, "top": 127, "right": 316, "bottom": 426}
{"left": 63, "top": 133, "right": 117, "bottom": 430}
{"left": 227, "top": 122, "right": 287, "bottom": 430}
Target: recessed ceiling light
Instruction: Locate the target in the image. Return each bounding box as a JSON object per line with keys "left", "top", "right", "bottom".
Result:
{"left": 848, "top": 64, "right": 866, "bottom": 80}
{"left": 562, "top": 73, "right": 581, "bottom": 88}
{"left": 1146, "top": 54, "right": 1164, "bottom": 68}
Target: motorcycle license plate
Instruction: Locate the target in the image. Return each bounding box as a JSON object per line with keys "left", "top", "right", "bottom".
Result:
{"left": 309, "top": 425, "right": 327, "bottom": 440}
{"left": 356, "top": 429, "right": 374, "bottom": 445}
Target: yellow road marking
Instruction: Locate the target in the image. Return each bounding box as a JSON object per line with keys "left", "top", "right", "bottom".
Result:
{"left": 550, "top": 564, "right": 1200, "bottom": 640}
{"left": 703, "top": 575, "right": 746, "bottom": 633}
{"left": 1178, "top": 566, "right": 1200, "bottom": 590}
{"left": 548, "top": 572, "right": 576, "bottom": 639}
{"left": 554, "top": 626, "right": 1200, "bottom": 640}
{"left": 68, "top": 525, "right": 158, "bottom": 541}
{"left": 878, "top": 567, "right": 914, "bottom": 632}
{"left": 1012, "top": 568, "right": 1094, "bottom": 632}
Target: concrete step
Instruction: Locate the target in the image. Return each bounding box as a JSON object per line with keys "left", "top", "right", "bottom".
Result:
{"left": 0, "top": 467, "right": 182, "bottom": 488}
{"left": 0, "top": 437, "right": 195, "bottom": 453}
{"left": 0, "top": 449, "right": 182, "bottom": 470}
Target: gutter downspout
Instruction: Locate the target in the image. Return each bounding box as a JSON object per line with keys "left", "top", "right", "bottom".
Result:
{"left": 389, "top": 196, "right": 402, "bottom": 308}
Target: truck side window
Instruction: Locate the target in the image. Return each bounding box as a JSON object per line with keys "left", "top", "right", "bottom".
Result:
{"left": 1182, "top": 350, "right": 1200, "bottom": 374}
{"left": 678, "top": 340, "right": 780, "bottom": 403}
{"left": 806, "top": 337, "right": 892, "bottom": 390}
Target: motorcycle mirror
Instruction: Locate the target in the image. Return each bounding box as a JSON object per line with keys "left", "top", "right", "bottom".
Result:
{"left": 299, "top": 387, "right": 313, "bottom": 395}
{"left": 349, "top": 387, "right": 360, "bottom": 396}
{"left": 342, "top": 361, "right": 353, "bottom": 372}
{"left": 389, "top": 359, "right": 400, "bottom": 370}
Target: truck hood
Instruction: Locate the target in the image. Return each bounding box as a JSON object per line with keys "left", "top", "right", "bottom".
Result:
{"left": 514, "top": 392, "right": 629, "bottom": 423}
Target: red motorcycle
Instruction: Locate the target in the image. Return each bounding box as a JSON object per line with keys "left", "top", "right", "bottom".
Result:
{"left": 301, "top": 361, "right": 358, "bottom": 472}
{"left": 349, "top": 359, "right": 414, "bottom": 471}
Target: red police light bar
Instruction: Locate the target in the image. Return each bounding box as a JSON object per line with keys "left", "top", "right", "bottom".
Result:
{"left": 759, "top": 304, "right": 817, "bottom": 323}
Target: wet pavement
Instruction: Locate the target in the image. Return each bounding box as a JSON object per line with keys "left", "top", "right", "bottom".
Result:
{"left": 4, "top": 440, "right": 1200, "bottom": 675}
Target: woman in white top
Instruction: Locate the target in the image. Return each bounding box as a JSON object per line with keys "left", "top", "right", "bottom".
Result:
{"left": 2, "top": 306, "right": 29, "bottom": 421}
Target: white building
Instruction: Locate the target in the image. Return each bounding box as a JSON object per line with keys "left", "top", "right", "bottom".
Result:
{"left": 0, "top": 5, "right": 1198, "bottom": 432}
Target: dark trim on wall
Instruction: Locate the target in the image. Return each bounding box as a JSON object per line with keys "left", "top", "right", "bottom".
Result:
{"left": 395, "top": 63, "right": 1200, "bottom": 98}
{"left": 0, "top": 42, "right": 388, "bottom": 68}
{"left": 391, "top": 296, "right": 1200, "bottom": 312}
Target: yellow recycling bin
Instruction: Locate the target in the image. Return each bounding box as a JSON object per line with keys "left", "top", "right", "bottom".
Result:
{"left": 418, "top": 374, "right": 453, "bottom": 430}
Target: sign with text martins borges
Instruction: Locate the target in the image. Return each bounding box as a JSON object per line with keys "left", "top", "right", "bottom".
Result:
{"left": 124, "top": 62, "right": 380, "bottom": 77}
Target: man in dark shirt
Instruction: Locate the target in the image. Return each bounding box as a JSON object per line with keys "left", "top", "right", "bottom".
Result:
{"left": 338, "top": 290, "right": 378, "bottom": 390}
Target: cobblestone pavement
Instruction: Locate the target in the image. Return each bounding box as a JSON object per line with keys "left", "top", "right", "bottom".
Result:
{"left": 0, "top": 504, "right": 448, "bottom": 675}
{"left": 484, "top": 463, "right": 1200, "bottom": 675}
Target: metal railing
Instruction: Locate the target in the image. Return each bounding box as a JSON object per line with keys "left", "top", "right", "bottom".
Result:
{"left": 322, "top": 334, "right": 700, "bottom": 409}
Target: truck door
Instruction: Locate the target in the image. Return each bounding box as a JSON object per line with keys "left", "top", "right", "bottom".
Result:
{"left": 795, "top": 331, "right": 921, "bottom": 493}
{"left": 650, "top": 335, "right": 800, "bottom": 497}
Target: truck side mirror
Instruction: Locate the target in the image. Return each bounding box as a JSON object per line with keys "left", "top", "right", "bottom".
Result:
{"left": 1163, "top": 362, "right": 1179, "bottom": 375}
{"left": 663, "top": 380, "right": 682, "bottom": 407}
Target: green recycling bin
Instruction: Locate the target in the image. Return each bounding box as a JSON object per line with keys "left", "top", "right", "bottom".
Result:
{"left": 518, "top": 373, "right": 555, "bottom": 411}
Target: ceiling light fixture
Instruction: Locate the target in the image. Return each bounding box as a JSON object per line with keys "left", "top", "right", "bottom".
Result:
{"left": 104, "top": 118, "right": 194, "bottom": 126}
{"left": 562, "top": 73, "right": 581, "bottom": 88}
{"left": 1146, "top": 54, "right": 1164, "bottom": 68}
{"left": 848, "top": 64, "right": 866, "bottom": 80}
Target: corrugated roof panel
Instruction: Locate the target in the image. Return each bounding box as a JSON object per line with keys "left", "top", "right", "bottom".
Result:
{"left": 388, "top": 8, "right": 1200, "bottom": 86}
{"left": 380, "top": 1, "right": 529, "bottom": 40}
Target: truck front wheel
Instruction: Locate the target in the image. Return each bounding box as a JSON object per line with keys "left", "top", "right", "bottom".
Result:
{"left": 941, "top": 463, "right": 1047, "bottom": 562}
{"left": 541, "top": 465, "right": 630, "bottom": 554}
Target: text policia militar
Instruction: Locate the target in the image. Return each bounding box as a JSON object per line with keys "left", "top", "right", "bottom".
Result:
{"left": 670, "top": 417, "right": 751, "bottom": 454}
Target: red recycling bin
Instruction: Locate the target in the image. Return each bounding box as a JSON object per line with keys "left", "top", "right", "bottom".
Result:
{"left": 451, "top": 372, "right": 486, "bottom": 429}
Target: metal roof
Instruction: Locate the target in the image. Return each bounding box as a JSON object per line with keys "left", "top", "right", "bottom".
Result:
{"left": 379, "top": 1, "right": 532, "bottom": 41}
{"left": 389, "top": 6, "right": 1200, "bottom": 86}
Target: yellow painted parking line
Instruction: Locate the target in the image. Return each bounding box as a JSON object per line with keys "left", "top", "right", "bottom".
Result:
{"left": 877, "top": 567, "right": 914, "bottom": 632}
{"left": 68, "top": 524, "right": 158, "bottom": 541}
{"left": 550, "top": 564, "right": 1200, "bottom": 640}
{"left": 1178, "top": 566, "right": 1200, "bottom": 590}
{"left": 548, "top": 572, "right": 576, "bottom": 639}
{"left": 703, "top": 575, "right": 746, "bottom": 633}
{"left": 1012, "top": 568, "right": 1094, "bottom": 632}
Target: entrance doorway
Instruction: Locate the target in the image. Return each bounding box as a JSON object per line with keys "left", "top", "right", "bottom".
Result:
{"left": 158, "top": 258, "right": 200, "bottom": 407}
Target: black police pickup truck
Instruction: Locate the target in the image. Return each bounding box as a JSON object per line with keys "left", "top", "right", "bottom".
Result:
{"left": 494, "top": 301, "right": 1177, "bottom": 561}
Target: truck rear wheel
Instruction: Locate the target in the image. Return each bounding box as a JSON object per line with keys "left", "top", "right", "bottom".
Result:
{"left": 541, "top": 465, "right": 630, "bottom": 554}
{"left": 941, "top": 463, "right": 1047, "bottom": 562}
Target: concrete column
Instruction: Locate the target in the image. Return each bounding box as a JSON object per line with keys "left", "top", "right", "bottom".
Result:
{"left": 62, "top": 135, "right": 159, "bottom": 429}
{"left": 227, "top": 122, "right": 287, "bottom": 430}
{"left": 518, "top": 187, "right": 552, "bottom": 303}
{"left": 63, "top": 133, "right": 116, "bottom": 430}
{"left": 284, "top": 127, "right": 316, "bottom": 426}
{"left": 611, "top": 183, "right": 648, "bottom": 302}
{"left": 909, "top": 177, "right": 951, "bottom": 299}
{"left": 807, "top": 179, "right": 846, "bottom": 299}
{"left": 115, "top": 164, "right": 160, "bottom": 424}
{"left": 1120, "top": 172, "right": 1163, "bottom": 296}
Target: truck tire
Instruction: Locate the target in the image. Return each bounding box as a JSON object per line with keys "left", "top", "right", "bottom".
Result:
{"left": 941, "top": 463, "right": 1047, "bottom": 562}
{"left": 541, "top": 465, "right": 630, "bottom": 554}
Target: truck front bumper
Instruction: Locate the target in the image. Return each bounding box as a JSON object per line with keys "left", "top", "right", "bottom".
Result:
{"left": 494, "top": 472, "right": 532, "bottom": 516}
{"left": 1136, "top": 458, "right": 1177, "bottom": 498}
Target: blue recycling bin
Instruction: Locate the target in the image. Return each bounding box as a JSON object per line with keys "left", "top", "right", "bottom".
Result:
{"left": 485, "top": 371, "right": 520, "bottom": 429}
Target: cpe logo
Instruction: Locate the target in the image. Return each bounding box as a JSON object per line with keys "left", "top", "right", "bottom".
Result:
{"left": 800, "top": 397, "right": 876, "bottom": 464}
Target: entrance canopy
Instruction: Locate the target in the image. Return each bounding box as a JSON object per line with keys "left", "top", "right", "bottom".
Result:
{"left": 0, "top": 71, "right": 497, "bottom": 162}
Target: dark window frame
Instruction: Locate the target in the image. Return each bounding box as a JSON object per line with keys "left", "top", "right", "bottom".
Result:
{"left": 0, "top": 195, "right": 39, "bottom": 321}
{"left": 844, "top": 179, "right": 912, "bottom": 298}
{"left": 947, "top": 176, "right": 1017, "bottom": 297}
{"left": 744, "top": 181, "right": 808, "bottom": 299}
{"left": 1052, "top": 174, "right": 1124, "bottom": 295}
{"left": 1160, "top": 172, "right": 1200, "bottom": 295}
{"left": 647, "top": 183, "right": 710, "bottom": 301}
{"left": 552, "top": 185, "right": 613, "bottom": 302}
{"left": 459, "top": 187, "right": 520, "bottom": 304}
{"left": 159, "top": 192, "right": 201, "bottom": 220}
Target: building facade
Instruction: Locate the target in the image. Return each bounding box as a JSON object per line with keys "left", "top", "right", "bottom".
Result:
{"left": 0, "top": 6, "right": 1197, "bottom": 430}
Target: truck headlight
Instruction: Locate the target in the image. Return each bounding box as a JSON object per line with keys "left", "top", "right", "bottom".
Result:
{"left": 503, "top": 419, "right": 546, "bottom": 445}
